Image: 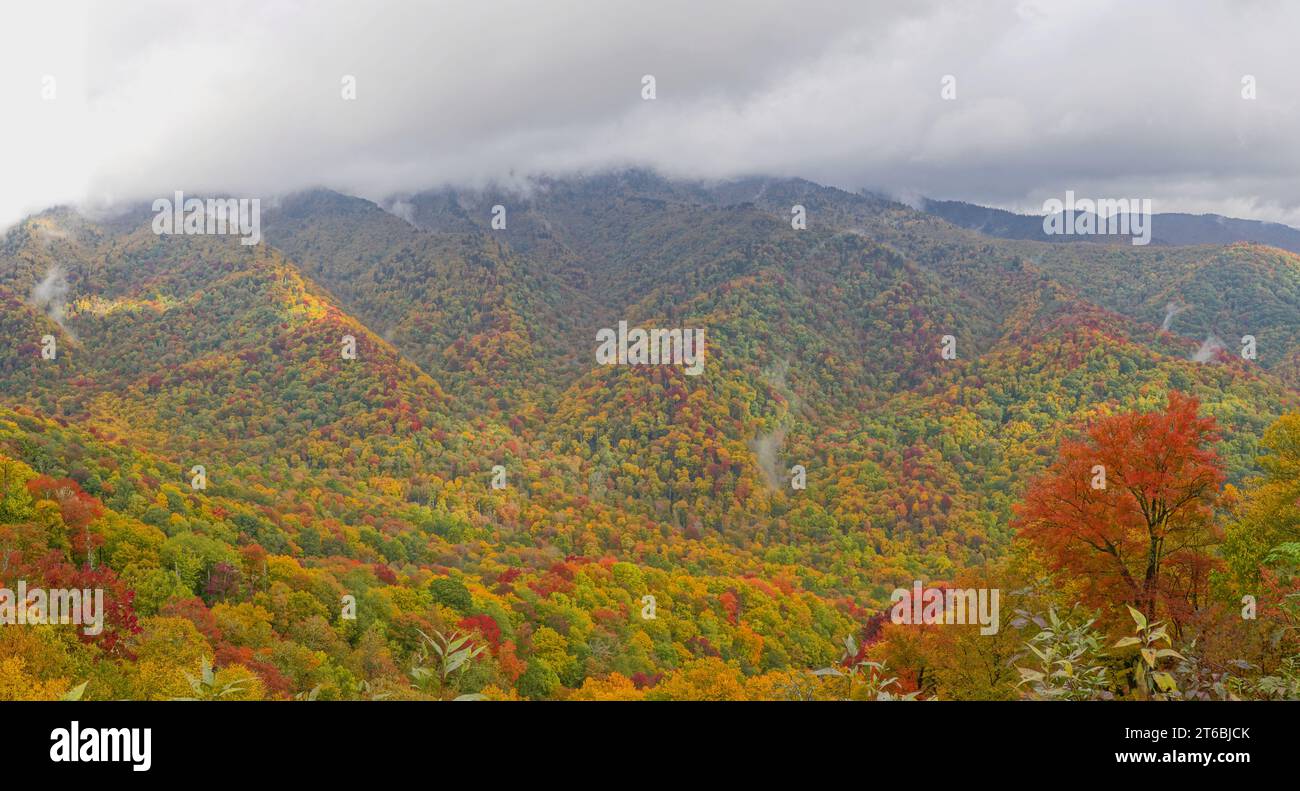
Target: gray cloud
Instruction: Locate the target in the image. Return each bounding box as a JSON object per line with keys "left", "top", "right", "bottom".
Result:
{"left": 4, "top": 0, "right": 1300, "bottom": 231}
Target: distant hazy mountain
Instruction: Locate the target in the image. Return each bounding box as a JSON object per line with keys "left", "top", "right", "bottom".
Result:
{"left": 922, "top": 197, "right": 1300, "bottom": 253}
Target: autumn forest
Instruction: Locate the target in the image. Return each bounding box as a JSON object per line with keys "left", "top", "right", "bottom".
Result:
{"left": 2, "top": 172, "right": 1299, "bottom": 702}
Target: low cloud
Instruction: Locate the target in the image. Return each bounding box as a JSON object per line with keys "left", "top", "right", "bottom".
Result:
{"left": 4, "top": 0, "right": 1300, "bottom": 232}
{"left": 1161, "top": 301, "right": 1190, "bottom": 332}
{"left": 1191, "top": 334, "right": 1226, "bottom": 363}
{"left": 29, "top": 264, "right": 75, "bottom": 339}
{"left": 749, "top": 429, "right": 787, "bottom": 491}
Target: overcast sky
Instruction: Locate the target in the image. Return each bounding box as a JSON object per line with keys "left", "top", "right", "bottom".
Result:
{"left": 2, "top": 0, "right": 1299, "bottom": 232}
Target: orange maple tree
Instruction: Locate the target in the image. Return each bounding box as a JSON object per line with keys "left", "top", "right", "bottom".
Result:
{"left": 1014, "top": 392, "right": 1224, "bottom": 623}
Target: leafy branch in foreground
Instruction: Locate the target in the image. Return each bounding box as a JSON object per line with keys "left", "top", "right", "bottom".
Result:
{"left": 410, "top": 629, "right": 487, "bottom": 700}
{"left": 173, "top": 657, "right": 246, "bottom": 701}
{"left": 814, "top": 636, "right": 919, "bottom": 700}
{"left": 1112, "top": 605, "right": 1183, "bottom": 699}
{"left": 1168, "top": 639, "right": 1247, "bottom": 700}
{"left": 1014, "top": 607, "right": 1111, "bottom": 700}
{"left": 1251, "top": 655, "right": 1300, "bottom": 699}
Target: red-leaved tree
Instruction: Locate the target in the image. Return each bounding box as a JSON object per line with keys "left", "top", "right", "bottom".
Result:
{"left": 1014, "top": 392, "right": 1224, "bottom": 624}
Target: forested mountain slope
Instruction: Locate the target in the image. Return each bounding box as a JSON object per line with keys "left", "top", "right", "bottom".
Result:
{"left": 2, "top": 172, "right": 1299, "bottom": 700}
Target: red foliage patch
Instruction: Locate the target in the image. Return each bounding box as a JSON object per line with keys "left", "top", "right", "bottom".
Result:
{"left": 458, "top": 614, "right": 501, "bottom": 650}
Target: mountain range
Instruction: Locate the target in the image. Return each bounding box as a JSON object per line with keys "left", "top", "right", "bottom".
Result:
{"left": 2, "top": 170, "right": 1298, "bottom": 699}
